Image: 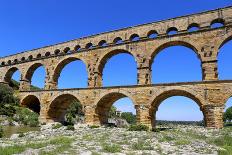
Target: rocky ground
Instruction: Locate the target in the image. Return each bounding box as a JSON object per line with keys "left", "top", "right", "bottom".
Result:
{"left": 0, "top": 124, "right": 232, "bottom": 155}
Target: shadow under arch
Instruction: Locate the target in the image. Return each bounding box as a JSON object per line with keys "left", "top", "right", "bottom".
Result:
{"left": 150, "top": 41, "right": 201, "bottom": 67}
{"left": 21, "top": 95, "right": 41, "bottom": 114}
{"left": 52, "top": 57, "right": 88, "bottom": 87}
{"left": 95, "top": 92, "right": 136, "bottom": 125}
{"left": 47, "top": 94, "right": 83, "bottom": 123}
{"left": 97, "top": 49, "right": 138, "bottom": 76}
{"left": 150, "top": 89, "right": 204, "bottom": 127}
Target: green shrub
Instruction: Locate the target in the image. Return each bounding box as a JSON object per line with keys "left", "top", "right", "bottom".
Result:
{"left": 102, "top": 143, "right": 122, "bottom": 153}
{"left": 132, "top": 140, "right": 153, "bottom": 150}
{"left": 89, "top": 125, "right": 99, "bottom": 129}
{"left": 52, "top": 124, "right": 62, "bottom": 129}
{"left": 128, "top": 124, "right": 149, "bottom": 131}
{"left": 121, "top": 112, "right": 136, "bottom": 124}
{"left": 15, "top": 107, "right": 39, "bottom": 127}
{"left": 18, "top": 132, "right": 25, "bottom": 137}
{"left": 66, "top": 125, "right": 75, "bottom": 131}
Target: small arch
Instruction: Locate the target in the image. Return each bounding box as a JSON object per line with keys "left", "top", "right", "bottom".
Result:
{"left": 1, "top": 62, "right": 5, "bottom": 66}
{"left": 98, "top": 40, "right": 108, "bottom": 47}
{"left": 64, "top": 47, "right": 71, "bottom": 54}
{"left": 28, "top": 55, "right": 33, "bottom": 60}
{"left": 21, "top": 57, "right": 26, "bottom": 61}
{"left": 187, "top": 23, "right": 200, "bottom": 32}
{"left": 45, "top": 52, "right": 51, "bottom": 57}
{"left": 4, "top": 67, "right": 21, "bottom": 89}
{"left": 147, "top": 30, "right": 158, "bottom": 39}
{"left": 8, "top": 60, "right": 12, "bottom": 65}
{"left": 113, "top": 37, "right": 123, "bottom": 44}
{"left": 14, "top": 59, "right": 18, "bottom": 63}
{"left": 21, "top": 95, "right": 41, "bottom": 114}
{"left": 54, "top": 49, "right": 60, "bottom": 55}
{"left": 130, "top": 34, "right": 140, "bottom": 41}
{"left": 36, "top": 54, "right": 41, "bottom": 58}
{"left": 85, "top": 43, "right": 93, "bottom": 49}
{"left": 211, "top": 18, "right": 225, "bottom": 28}
{"left": 74, "top": 45, "right": 81, "bottom": 52}
{"left": 167, "top": 27, "right": 178, "bottom": 35}
{"left": 48, "top": 94, "right": 83, "bottom": 123}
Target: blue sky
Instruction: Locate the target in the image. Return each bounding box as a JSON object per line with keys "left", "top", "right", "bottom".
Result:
{"left": 3, "top": 0, "right": 232, "bottom": 121}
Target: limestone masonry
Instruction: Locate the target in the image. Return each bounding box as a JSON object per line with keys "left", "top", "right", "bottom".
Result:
{"left": 1, "top": 6, "right": 232, "bottom": 128}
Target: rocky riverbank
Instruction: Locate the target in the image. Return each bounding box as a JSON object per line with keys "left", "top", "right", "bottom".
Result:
{"left": 0, "top": 124, "right": 232, "bottom": 155}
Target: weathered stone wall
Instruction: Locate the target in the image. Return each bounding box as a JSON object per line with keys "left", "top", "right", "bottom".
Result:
{"left": 0, "top": 6, "right": 232, "bottom": 128}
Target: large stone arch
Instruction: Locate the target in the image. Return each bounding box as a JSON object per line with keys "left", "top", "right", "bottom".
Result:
{"left": 149, "top": 88, "right": 204, "bottom": 127}
{"left": 52, "top": 57, "right": 88, "bottom": 87}
{"left": 21, "top": 95, "right": 41, "bottom": 114}
{"left": 149, "top": 40, "right": 201, "bottom": 67}
{"left": 97, "top": 49, "right": 138, "bottom": 77}
{"left": 24, "top": 63, "right": 47, "bottom": 85}
{"left": 47, "top": 94, "right": 83, "bottom": 123}
{"left": 4, "top": 67, "right": 22, "bottom": 88}
{"left": 94, "top": 91, "right": 136, "bottom": 125}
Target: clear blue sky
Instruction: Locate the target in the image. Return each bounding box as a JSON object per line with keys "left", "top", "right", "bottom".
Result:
{"left": 3, "top": 0, "right": 232, "bottom": 121}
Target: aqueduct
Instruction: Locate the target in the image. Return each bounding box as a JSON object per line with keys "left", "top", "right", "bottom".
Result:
{"left": 1, "top": 6, "right": 232, "bottom": 128}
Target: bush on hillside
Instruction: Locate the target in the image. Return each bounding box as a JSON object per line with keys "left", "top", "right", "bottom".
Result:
{"left": 128, "top": 124, "right": 149, "bottom": 131}
{"left": 224, "top": 107, "right": 232, "bottom": 123}
{"left": 65, "top": 101, "right": 84, "bottom": 125}
{"left": 121, "top": 112, "right": 136, "bottom": 124}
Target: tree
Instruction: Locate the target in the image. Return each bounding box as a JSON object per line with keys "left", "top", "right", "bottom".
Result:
{"left": 65, "top": 101, "right": 84, "bottom": 125}
{"left": 121, "top": 112, "right": 136, "bottom": 124}
{"left": 224, "top": 107, "right": 232, "bottom": 122}
{"left": 109, "top": 106, "right": 117, "bottom": 118}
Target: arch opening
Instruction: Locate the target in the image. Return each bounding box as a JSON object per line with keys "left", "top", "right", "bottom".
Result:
{"left": 167, "top": 27, "right": 178, "bottom": 35}
{"left": 151, "top": 44, "right": 201, "bottom": 84}
{"left": 100, "top": 50, "right": 137, "bottom": 86}
{"left": 130, "top": 34, "right": 140, "bottom": 41}
{"left": 211, "top": 18, "right": 224, "bottom": 29}
{"left": 151, "top": 90, "right": 204, "bottom": 127}
{"left": 113, "top": 37, "right": 124, "bottom": 44}
{"left": 26, "top": 63, "right": 46, "bottom": 90}
{"left": 147, "top": 30, "right": 158, "bottom": 39}
{"left": 96, "top": 93, "right": 136, "bottom": 126}
{"left": 48, "top": 94, "right": 84, "bottom": 124}
{"left": 218, "top": 39, "right": 232, "bottom": 80}
{"left": 4, "top": 67, "right": 21, "bottom": 90}
{"left": 86, "top": 43, "right": 94, "bottom": 49}
{"left": 224, "top": 97, "right": 232, "bottom": 126}
{"left": 53, "top": 57, "right": 88, "bottom": 89}
{"left": 21, "top": 95, "right": 41, "bottom": 114}
{"left": 98, "top": 40, "right": 108, "bottom": 47}
{"left": 188, "top": 23, "right": 200, "bottom": 32}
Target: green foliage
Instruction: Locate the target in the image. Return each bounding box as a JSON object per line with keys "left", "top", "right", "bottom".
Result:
{"left": 132, "top": 140, "right": 154, "bottom": 150}
{"left": 14, "top": 107, "right": 39, "bottom": 127}
{"left": 121, "top": 112, "right": 136, "bottom": 124}
{"left": 0, "top": 83, "right": 18, "bottom": 106}
{"left": 52, "top": 124, "right": 62, "bottom": 129}
{"left": 89, "top": 125, "right": 99, "bottom": 129}
{"left": 0, "top": 126, "right": 3, "bottom": 138}
{"left": 109, "top": 106, "right": 117, "bottom": 118}
{"left": 65, "top": 101, "right": 84, "bottom": 125}
{"left": 66, "top": 125, "right": 75, "bottom": 131}
{"left": 102, "top": 143, "right": 122, "bottom": 153}
{"left": 128, "top": 124, "right": 149, "bottom": 131}
{"left": 224, "top": 107, "right": 232, "bottom": 122}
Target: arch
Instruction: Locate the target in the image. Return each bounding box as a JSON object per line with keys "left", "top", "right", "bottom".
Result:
{"left": 48, "top": 94, "right": 82, "bottom": 123}
{"left": 167, "top": 27, "right": 178, "bottom": 35}
{"left": 95, "top": 92, "right": 136, "bottom": 125}
{"left": 218, "top": 37, "right": 232, "bottom": 80}
{"left": 8, "top": 60, "right": 11, "bottom": 65}
{"left": 25, "top": 63, "right": 46, "bottom": 82}
{"left": 52, "top": 57, "right": 88, "bottom": 86}
{"left": 113, "top": 37, "right": 123, "bottom": 44}
{"left": 85, "top": 42, "right": 93, "bottom": 49}
{"left": 74, "top": 45, "right": 81, "bottom": 52}
{"left": 4, "top": 67, "right": 21, "bottom": 83}
{"left": 150, "top": 41, "right": 200, "bottom": 67}
{"left": 150, "top": 89, "right": 204, "bottom": 127}
{"left": 63, "top": 47, "right": 71, "bottom": 54}
{"left": 98, "top": 40, "right": 107, "bottom": 47}
{"left": 13, "top": 59, "right": 18, "bottom": 64}
{"left": 21, "top": 95, "right": 41, "bottom": 114}
{"left": 147, "top": 30, "right": 158, "bottom": 39}
{"left": 129, "top": 34, "right": 140, "bottom": 41}
{"left": 1, "top": 62, "right": 5, "bottom": 66}
{"left": 45, "top": 52, "right": 51, "bottom": 57}
{"left": 187, "top": 23, "right": 200, "bottom": 32}
{"left": 54, "top": 49, "right": 61, "bottom": 55}
{"left": 210, "top": 18, "right": 225, "bottom": 28}
{"left": 21, "top": 57, "right": 26, "bottom": 61}
{"left": 28, "top": 55, "right": 33, "bottom": 60}
{"left": 98, "top": 49, "right": 137, "bottom": 77}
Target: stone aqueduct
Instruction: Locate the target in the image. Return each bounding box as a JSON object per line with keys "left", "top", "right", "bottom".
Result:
{"left": 1, "top": 6, "right": 232, "bottom": 128}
